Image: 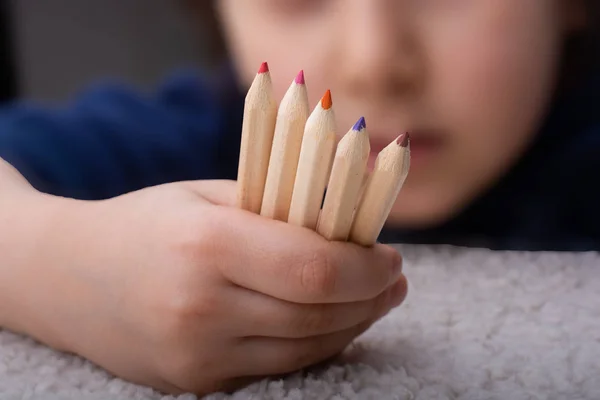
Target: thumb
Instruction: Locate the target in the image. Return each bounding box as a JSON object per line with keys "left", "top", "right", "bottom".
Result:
{"left": 179, "top": 179, "right": 238, "bottom": 207}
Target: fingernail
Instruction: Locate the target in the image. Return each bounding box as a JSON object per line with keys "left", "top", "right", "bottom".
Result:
{"left": 390, "top": 252, "right": 403, "bottom": 281}
{"left": 389, "top": 281, "right": 406, "bottom": 308}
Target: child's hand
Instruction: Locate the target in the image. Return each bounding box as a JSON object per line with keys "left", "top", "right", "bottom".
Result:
{"left": 6, "top": 179, "right": 407, "bottom": 396}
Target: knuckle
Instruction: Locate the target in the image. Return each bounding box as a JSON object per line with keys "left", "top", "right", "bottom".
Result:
{"left": 170, "top": 290, "right": 220, "bottom": 323}
{"left": 171, "top": 210, "right": 225, "bottom": 266}
{"left": 156, "top": 285, "right": 221, "bottom": 341}
{"left": 298, "top": 249, "right": 338, "bottom": 299}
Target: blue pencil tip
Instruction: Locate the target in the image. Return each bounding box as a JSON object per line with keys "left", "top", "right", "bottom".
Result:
{"left": 352, "top": 116, "right": 366, "bottom": 131}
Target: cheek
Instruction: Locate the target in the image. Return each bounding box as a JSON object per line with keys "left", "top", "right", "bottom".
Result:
{"left": 431, "top": 2, "right": 562, "bottom": 178}
{"left": 391, "top": 2, "right": 563, "bottom": 226}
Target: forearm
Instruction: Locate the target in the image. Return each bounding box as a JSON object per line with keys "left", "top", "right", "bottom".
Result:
{"left": 0, "top": 164, "right": 80, "bottom": 349}
{"left": 0, "top": 79, "right": 230, "bottom": 201}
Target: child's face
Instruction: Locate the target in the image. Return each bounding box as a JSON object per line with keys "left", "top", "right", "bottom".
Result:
{"left": 216, "top": 0, "right": 577, "bottom": 228}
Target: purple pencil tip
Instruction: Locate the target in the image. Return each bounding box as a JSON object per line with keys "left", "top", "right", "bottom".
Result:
{"left": 352, "top": 116, "right": 366, "bottom": 132}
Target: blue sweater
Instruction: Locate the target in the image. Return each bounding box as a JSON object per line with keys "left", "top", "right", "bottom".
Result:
{"left": 0, "top": 68, "right": 599, "bottom": 251}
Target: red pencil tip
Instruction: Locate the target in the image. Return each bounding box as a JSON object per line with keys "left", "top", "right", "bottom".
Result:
{"left": 396, "top": 132, "right": 410, "bottom": 147}
{"left": 258, "top": 62, "right": 269, "bottom": 74}
{"left": 295, "top": 70, "right": 305, "bottom": 84}
{"left": 321, "top": 89, "right": 332, "bottom": 110}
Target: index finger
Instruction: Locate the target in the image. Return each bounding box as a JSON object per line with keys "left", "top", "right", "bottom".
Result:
{"left": 179, "top": 179, "right": 238, "bottom": 207}
{"left": 213, "top": 207, "right": 402, "bottom": 303}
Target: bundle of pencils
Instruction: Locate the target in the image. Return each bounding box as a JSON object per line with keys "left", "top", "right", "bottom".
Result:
{"left": 236, "top": 62, "right": 411, "bottom": 246}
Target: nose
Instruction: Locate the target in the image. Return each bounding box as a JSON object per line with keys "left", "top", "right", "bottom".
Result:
{"left": 335, "top": 0, "right": 423, "bottom": 102}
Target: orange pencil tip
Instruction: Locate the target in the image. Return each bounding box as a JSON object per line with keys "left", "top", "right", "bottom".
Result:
{"left": 321, "top": 89, "right": 332, "bottom": 110}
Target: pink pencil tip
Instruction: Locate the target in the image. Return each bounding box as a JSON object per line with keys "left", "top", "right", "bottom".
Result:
{"left": 258, "top": 62, "right": 269, "bottom": 74}
{"left": 396, "top": 132, "right": 410, "bottom": 147}
{"left": 294, "top": 70, "right": 305, "bottom": 84}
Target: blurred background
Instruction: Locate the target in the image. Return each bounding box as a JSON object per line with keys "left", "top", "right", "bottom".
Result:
{"left": 0, "top": 0, "right": 216, "bottom": 104}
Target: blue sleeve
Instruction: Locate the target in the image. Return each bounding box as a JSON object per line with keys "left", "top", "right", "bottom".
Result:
{"left": 0, "top": 71, "right": 241, "bottom": 200}
{"left": 559, "top": 124, "right": 600, "bottom": 249}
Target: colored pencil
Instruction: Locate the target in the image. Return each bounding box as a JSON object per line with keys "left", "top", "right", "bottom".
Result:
{"left": 260, "top": 70, "right": 310, "bottom": 221}
{"left": 316, "top": 117, "right": 370, "bottom": 241}
{"left": 288, "top": 89, "right": 337, "bottom": 230}
{"left": 236, "top": 61, "right": 278, "bottom": 213}
{"left": 349, "top": 133, "right": 411, "bottom": 246}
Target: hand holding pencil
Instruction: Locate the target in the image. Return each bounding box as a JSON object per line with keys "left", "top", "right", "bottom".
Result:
{"left": 236, "top": 62, "right": 411, "bottom": 245}
{"left": 0, "top": 63, "right": 410, "bottom": 397}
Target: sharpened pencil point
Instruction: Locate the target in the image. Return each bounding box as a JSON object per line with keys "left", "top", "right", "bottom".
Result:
{"left": 258, "top": 62, "right": 269, "bottom": 74}
{"left": 397, "top": 132, "right": 410, "bottom": 147}
{"left": 352, "top": 116, "right": 366, "bottom": 132}
{"left": 321, "top": 89, "right": 332, "bottom": 110}
{"left": 295, "top": 70, "right": 305, "bottom": 84}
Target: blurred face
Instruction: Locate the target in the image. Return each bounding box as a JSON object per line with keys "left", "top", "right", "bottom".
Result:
{"left": 216, "top": 0, "right": 578, "bottom": 228}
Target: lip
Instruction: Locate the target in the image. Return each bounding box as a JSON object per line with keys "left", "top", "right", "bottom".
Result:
{"left": 367, "top": 131, "right": 445, "bottom": 171}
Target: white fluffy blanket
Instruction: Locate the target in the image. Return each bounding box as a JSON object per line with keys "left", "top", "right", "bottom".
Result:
{"left": 1, "top": 245, "right": 599, "bottom": 400}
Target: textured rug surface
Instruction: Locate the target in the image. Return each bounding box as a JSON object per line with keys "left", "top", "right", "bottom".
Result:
{"left": 1, "top": 245, "right": 599, "bottom": 400}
